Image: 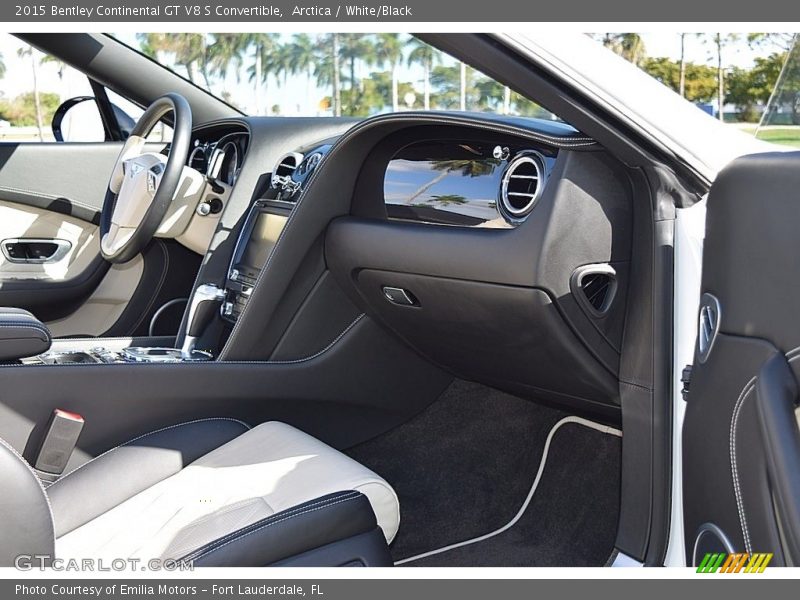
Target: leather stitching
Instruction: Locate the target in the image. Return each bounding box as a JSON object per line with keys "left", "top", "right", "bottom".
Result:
{"left": 729, "top": 349, "right": 800, "bottom": 554}
{"left": 0, "top": 185, "right": 100, "bottom": 212}
{"left": 0, "top": 436, "right": 56, "bottom": 544}
{"left": 181, "top": 491, "right": 362, "bottom": 564}
{"left": 265, "top": 314, "right": 364, "bottom": 364}
{"left": 124, "top": 239, "right": 170, "bottom": 336}
{"left": 730, "top": 377, "right": 756, "bottom": 554}
{"left": 47, "top": 417, "right": 251, "bottom": 489}
{"left": 185, "top": 492, "right": 357, "bottom": 551}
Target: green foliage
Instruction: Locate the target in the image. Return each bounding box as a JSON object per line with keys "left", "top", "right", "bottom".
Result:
{"left": 726, "top": 53, "right": 786, "bottom": 122}
{"left": 641, "top": 57, "right": 718, "bottom": 102}
{"left": 0, "top": 91, "right": 60, "bottom": 126}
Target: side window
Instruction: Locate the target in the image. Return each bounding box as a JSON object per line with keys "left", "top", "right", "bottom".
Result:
{"left": 0, "top": 34, "right": 105, "bottom": 142}
{"left": 105, "top": 89, "right": 174, "bottom": 142}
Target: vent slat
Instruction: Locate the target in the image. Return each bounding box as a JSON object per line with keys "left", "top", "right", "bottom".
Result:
{"left": 500, "top": 152, "right": 544, "bottom": 220}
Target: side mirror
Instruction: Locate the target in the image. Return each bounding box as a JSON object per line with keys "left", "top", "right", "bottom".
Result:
{"left": 51, "top": 96, "right": 96, "bottom": 142}
{"left": 52, "top": 97, "right": 136, "bottom": 142}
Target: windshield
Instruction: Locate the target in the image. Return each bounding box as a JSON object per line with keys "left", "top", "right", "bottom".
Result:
{"left": 112, "top": 33, "right": 559, "bottom": 120}
{"left": 758, "top": 35, "right": 800, "bottom": 146}
{"left": 587, "top": 33, "right": 800, "bottom": 149}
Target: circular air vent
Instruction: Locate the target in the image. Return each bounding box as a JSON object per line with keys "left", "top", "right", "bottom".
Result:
{"left": 270, "top": 151, "right": 304, "bottom": 189}
{"left": 499, "top": 151, "right": 546, "bottom": 221}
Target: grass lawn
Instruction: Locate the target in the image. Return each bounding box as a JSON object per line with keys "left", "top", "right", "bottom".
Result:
{"left": 735, "top": 125, "right": 800, "bottom": 148}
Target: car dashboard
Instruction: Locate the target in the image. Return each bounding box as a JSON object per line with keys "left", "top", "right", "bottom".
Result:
{"left": 201, "top": 112, "right": 632, "bottom": 420}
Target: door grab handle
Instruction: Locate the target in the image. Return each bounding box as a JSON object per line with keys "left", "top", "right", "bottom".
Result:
{"left": 1, "top": 238, "right": 72, "bottom": 264}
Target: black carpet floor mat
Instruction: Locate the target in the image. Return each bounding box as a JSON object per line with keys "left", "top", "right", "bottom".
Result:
{"left": 347, "top": 380, "right": 621, "bottom": 567}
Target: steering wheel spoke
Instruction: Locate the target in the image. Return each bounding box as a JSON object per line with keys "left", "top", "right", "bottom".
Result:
{"left": 99, "top": 94, "right": 192, "bottom": 263}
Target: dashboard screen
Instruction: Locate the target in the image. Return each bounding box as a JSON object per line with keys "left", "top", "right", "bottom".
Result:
{"left": 241, "top": 212, "right": 287, "bottom": 270}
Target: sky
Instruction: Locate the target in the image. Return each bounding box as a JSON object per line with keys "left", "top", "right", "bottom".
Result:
{"left": 0, "top": 32, "right": 787, "bottom": 117}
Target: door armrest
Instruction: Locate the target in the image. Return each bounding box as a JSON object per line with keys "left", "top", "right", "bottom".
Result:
{"left": 0, "top": 308, "right": 52, "bottom": 361}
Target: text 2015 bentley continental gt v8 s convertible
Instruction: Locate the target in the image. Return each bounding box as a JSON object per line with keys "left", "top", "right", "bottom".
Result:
{"left": 0, "top": 31, "right": 797, "bottom": 568}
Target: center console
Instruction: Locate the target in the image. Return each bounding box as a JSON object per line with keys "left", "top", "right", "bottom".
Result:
{"left": 23, "top": 337, "right": 213, "bottom": 365}
{"left": 221, "top": 198, "right": 291, "bottom": 323}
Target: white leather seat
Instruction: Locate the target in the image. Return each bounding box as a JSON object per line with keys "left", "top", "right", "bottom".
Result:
{"left": 55, "top": 421, "right": 400, "bottom": 560}
{"left": 0, "top": 418, "right": 399, "bottom": 567}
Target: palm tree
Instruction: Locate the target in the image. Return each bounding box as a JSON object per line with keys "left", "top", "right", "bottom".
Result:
{"left": 679, "top": 33, "right": 688, "bottom": 97}
{"left": 708, "top": 34, "right": 739, "bottom": 122}
{"left": 244, "top": 33, "right": 279, "bottom": 114}
{"left": 406, "top": 38, "right": 440, "bottom": 110}
{"left": 207, "top": 34, "right": 247, "bottom": 94}
{"left": 339, "top": 34, "right": 376, "bottom": 115}
{"left": 314, "top": 34, "right": 342, "bottom": 116}
{"left": 17, "top": 45, "right": 43, "bottom": 141}
{"left": 459, "top": 62, "right": 467, "bottom": 111}
{"left": 288, "top": 34, "right": 317, "bottom": 113}
{"left": 331, "top": 34, "right": 341, "bottom": 117}
{"left": 268, "top": 41, "right": 295, "bottom": 92}
{"left": 137, "top": 33, "right": 209, "bottom": 86}
{"left": 375, "top": 33, "right": 403, "bottom": 111}
{"left": 596, "top": 33, "right": 646, "bottom": 66}
{"left": 0, "top": 52, "right": 5, "bottom": 79}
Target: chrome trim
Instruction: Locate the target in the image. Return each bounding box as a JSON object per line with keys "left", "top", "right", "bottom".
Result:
{"left": 692, "top": 522, "right": 736, "bottom": 566}
{"left": 697, "top": 292, "right": 721, "bottom": 364}
{"left": 270, "top": 151, "right": 305, "bottom": 190}
{"left": 1, "top": 238, "right": 72, "bottom": 264}
{"left": 122, "top": 347, "right": 212, "bottom": 363}
{"left": 499, "top": 151, "right": 546, "bottom": 221}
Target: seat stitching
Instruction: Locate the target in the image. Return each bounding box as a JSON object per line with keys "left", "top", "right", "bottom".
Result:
{"left": 180, "top": 492, "right": 358, "bottom": 556}
{"left": 181, "top": 492, "right": 360, "bottom": 551}
{"left": 730, "top": 377, "right": 756, "bottom": 554}
{"left": 0, "top": 436, "right": 56, "bottom": 544}
{"left": 729, "top": 350, "right": 800, "bottom": 555}
{"left": 183, "top": 492, "right": 362, "bottom": 563}
{"left": 47, "top": 417, "right": 251, "bottom": 489}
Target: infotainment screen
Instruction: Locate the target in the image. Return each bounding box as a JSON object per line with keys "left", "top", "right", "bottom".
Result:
{"left": 240, "top": 211, "right": 287, "bottom": 270}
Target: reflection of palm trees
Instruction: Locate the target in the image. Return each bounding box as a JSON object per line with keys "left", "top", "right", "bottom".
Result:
{"left": 405, "top": 158, "right": 498, "bottom": 204}
{"left": 428, "top": 194, "right": 468, "bottom": 206}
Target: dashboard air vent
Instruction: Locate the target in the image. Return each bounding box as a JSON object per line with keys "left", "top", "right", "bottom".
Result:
{"left": 271, "top": 152, "right": 304, "bottom": 190}
{"left": 499, "top": 152, "right": 545, "bottom": 221}
{"left": 570, "top": 264, "right": 618, "bottom": 318}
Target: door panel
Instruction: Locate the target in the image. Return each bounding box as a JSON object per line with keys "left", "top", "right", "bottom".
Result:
{"left": 44, "top": 255, "right": 144, "bottom": 338}
{"left": 0, "top": 200, "right": 99, "bottom": 282}
{"left": 684, "top": 152, "right": 800, "bottom": 567}
{"left": 0, "top": 142, "right": 163, "bottom": 329}
{"left": 0, "top": 142, "right": 122, "bottom": 222}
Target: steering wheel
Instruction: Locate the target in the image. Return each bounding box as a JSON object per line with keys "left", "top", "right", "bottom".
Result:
{"left": 100, "top": 93, "right": 192, "bottom": 263}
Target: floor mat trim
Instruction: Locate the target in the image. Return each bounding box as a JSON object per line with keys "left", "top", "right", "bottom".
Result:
{"left": 394, "top": 416, "right": 622, "bottom": 566}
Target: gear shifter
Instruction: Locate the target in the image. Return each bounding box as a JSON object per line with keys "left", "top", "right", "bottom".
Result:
{"left": 181, "top": 283, "right": 225, "bottom": 359}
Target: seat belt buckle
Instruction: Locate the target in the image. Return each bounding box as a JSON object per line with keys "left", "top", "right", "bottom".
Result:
{"left": 34, "top": 409, "right": 84, "bottom": 475}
